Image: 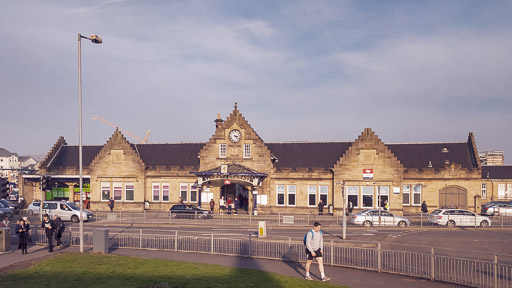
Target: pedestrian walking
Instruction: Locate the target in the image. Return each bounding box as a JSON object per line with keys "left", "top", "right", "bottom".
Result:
{"left": 318, "top": 199, "right": 325, "bottom": 216}
{"left": 304, "top": 222, "right": 331, "bottom": 282}
{"left": 40, "top": 214, "right": 55, "bottom": 252}
{"left": 209, "top": 199, "right": 215, "bottom": 213}
{"left": 384, "top": 200, "right": 389, "bottom": 211}
{"left": 53, "top": 214, "right": 65, "bottom": 247}
{"left": 227, "top": 197, "right": 233, "bottom": 214}
{"left": 234, "top": 197, "right": 239, "bottom": 215}
{"left": 219, "top": 196, "right": 225, "bottom": 215}
{"left": 108, "top": 197, "right": 115, "bottom": 212}
{"left": 16, "top": 218, "right": 29, "bottom": 254}
{"left": 348, "top": 201, "right": 353, "bottom": 214}
{"left": 421, "top": 201, "right": 428, "bottom": 214}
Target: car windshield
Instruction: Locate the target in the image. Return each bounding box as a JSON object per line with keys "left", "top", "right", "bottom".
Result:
{"left": 431, "top": 209, "right": 442, "bottom": 215}
{"left": 71, "top": 205, "right": 80, "bottom": 210}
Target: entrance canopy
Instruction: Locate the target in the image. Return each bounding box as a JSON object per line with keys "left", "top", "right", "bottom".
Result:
{"left": 191, "top": 164, "right": 267, "bottom": 188}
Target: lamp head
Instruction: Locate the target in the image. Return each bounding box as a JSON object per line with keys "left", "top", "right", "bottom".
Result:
{"left": 89, "top": 34, "right": 102, "bottom": 44}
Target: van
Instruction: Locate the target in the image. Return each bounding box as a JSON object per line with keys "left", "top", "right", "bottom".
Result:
{"left": 42, "top": 201, "right": 94, "bottom": 223}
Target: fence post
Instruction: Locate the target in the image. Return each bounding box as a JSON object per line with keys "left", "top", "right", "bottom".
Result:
{"left": 330, "top": 240, "right": 334, "bottom": 267}
{"left": 421, "top": 213, "right": 423, "bottom": 227}
{"left": 139, "top": 229, "right": 142, "bottom": 250}
{"left": 494, "top": 254, "right": 498, "bottom": 288}
{"left": 289, "top": 237, "right": 291, "bottom": 247}
{"left": 501, "top": 214, "right": 504, "bottom": 228}
{"left": 278, "top": 212, "right": 281, "bottom": 226}
{"left": 249, "top": 234, "right": 252, "bottom": 257}
{"left": 249, "top": 212, "right": 252, "bottom": 226}
{"left": 119, "top": 210, "right": 122, "bottom": 224}
{"left": 174, "top": 230, "right": 178, "bottom": 252}
{"left": 211, "top": 233, "right": 214, "bottom": 255}
{"left": 307, "top": 214, "right": 310, "bottom": 226}
{"left": 430, "top": 247, "right": 435, "bottom": 281}
{"left": 377, "top": 242, "right": 382, "bottom": 272}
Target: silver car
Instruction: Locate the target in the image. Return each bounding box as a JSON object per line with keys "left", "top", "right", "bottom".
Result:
{"left": 481, "top": 203, "right": 512, "bottom": 216}
{"left": 351, "top": 209, "right": 411, "bottom": 227}
{"left": 429, "top": 209, "right": 491, "bottom": 227}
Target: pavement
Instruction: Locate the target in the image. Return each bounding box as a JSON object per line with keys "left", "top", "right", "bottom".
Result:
{"left": 0, "top": 242, "right": 463, "bottom": 288}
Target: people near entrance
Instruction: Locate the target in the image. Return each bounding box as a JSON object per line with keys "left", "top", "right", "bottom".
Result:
{"left": 108, "top": 197, "right": 115, "bottom": 212}
{"left": 209, "top": 199, "right": 215, "bottom": 213}
{"left": 421, "top": 201, "right": 428, "bottom": 214}
{"left": 219, "top": 196, "right": 225, "bottom": 214}
{"left": 0, "top": 216, "right": 9, "bottom": 228}
{"left": 16, "top": 218, "right": 29, "bottom": 254}
{"left": 178, "top": 197, "right": 184, "bottom": 204}
{"left": 384, "top": 200, "right": 389, "bottom": 211}
{"left": 41, "top": 214, "right": 55, "bottom": 252}
{"left": 227, "top": 197, "right": 233, "bottom": 214}
{"left": 304, "top": 222, "right": 331, "bottom": 282}
{"left": 348, "top": 201, "right": 354, "bottom": 214}
{"left": 53, "top": 214, "right": 65, "bottom": 247}
{"left": 234, "top": 197, "right": 239, "bottom": 215}
{"left": 318, "top": 199, "right": 325, "bottom": 216}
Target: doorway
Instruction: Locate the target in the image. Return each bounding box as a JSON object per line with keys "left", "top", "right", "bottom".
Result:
{"left": 439, "top": 186, "right": 467, "bottom": 209}
{"left": 221, "top": 183, "right": 249, "bottom": 211}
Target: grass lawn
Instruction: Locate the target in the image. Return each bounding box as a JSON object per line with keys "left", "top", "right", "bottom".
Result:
{"left": 0, "top": 253, "right": 346, "bottom": 288}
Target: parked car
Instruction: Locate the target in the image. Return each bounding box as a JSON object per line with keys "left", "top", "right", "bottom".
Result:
{"left": 169, "top": 204, "right": 213, "bottom": 219}
{"left": 0, "top": 202, "right": 13, "bottom": 218}
{"left": 350, "top": 209, "right": 410, "bottom": 227}
{"left": 0, "top": 199, "right": 19, "bottom": 214}
{"left": 27, "top": 201, "right": 42, "bottom": 215}
{"left": 429, "top": 209, "right": 491, "bottom": 227}
{"left": 41, "top": 201, "right": 94, "bottom": 223}
{"left": 481, "top": 203, "right": 512, "bottom": 216}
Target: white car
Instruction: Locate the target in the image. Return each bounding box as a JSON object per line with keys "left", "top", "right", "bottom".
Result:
{"left": 41, "top": 201, "right": 94, "bottom": 223}
{"left": 429, "top": 209, "right": 491, "bottom": 227}
{"left": 351, "top": 209, "right": 411, "bottom": 227}
{"left": 27, "top": 201, "right": 42, "bottom": 215}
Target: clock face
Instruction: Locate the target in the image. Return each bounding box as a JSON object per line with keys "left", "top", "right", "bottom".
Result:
{"left": 229, "top": 129, "right": 242, "bottom": 143}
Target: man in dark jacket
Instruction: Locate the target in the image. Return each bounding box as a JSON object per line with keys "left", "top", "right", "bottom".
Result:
{"left": 41, "top": 214, "right": 54, "bottom": 252}
{"left": 108, "top": 197, "right": 115, "bottom": 212}
{"left": 53, "top": 214, "right": 65, "bottom": 247}
{"left": 421, "top": 201, "right": 428, "bottom": 214}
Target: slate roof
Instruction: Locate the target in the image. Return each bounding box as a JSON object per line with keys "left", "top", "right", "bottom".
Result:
{"left": 482, "top": 166, "right": 512, "bottom": 179}
{"left": 387, "top": 142, "right": 477, "bottom": 170}
{"left": 45, "top": 141, "right": 478, "bottom": 172}
{"left": 0, "top": 148, "right": 18, "bottom": 158}
{"left": 266, "top": 142, "right": 352, "bottom": 171}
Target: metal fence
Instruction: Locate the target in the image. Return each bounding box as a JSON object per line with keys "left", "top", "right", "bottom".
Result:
{"left": 87, "top": 210, "right": 512, "bottom": 228}
{"left": 33, "top": 229, "right": 512, "bottom": 288}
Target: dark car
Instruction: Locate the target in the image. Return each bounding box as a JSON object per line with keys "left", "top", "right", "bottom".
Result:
{"left": 169, "top": 205, "right": 213, "bottom": 219}
{"left": 0, "top": 199, "right": 19, "bottom": 215}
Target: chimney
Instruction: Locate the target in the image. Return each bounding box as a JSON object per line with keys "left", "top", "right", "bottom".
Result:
{"left": 214, "top": 114, "right": 224, "bottom": 128}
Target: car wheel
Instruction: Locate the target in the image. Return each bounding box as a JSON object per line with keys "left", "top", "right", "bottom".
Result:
{"left": 480, "top": 220, "right": 489, "bottom": 227}
{"left": 398, "top": 221, "right": 407, "bottom": 227}
{"left": 447, "top": 220, "right": 455, "bottom": 228}
{"left": 363, "top": 220, "right": 372, "bottom": 227}
{"left": 71, "top": 215, "right": 79, "bottom": 223}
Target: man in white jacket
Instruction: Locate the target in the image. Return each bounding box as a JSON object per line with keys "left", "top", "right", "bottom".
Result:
{"left": 304, "top": 221, "right": 331, "bottom": 281}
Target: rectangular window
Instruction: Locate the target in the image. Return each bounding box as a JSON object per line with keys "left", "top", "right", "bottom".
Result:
{"left": 413, "top": 185, "right": 422, "bottom": 205}
{"left": 152, "top": 183, "right": 160, "bottom": 202}
{"left": 287, "top": 185, "right": 296, "bottom": 206}
{"left": 219, "top": 144, "right": 226, "bottom": 158}
{"left": 347, "top": 186, "right": 359, "bottom": 208}
{"left": 362, "top": 186, "right": 374, "bottom": 208}
{"left": 378, "top": 186, "right": 389, "bottom": 208}
{"left": 481, "top": 183, "right": 487, "bottom": 200}
{"left": 190, "top": 184, "right": 197, "bottom": 202}
{"left": 308, "top": 185, "right": 317, "bottom": 207}
{"left": 101, "top": 182, "right": 110, "bottom": 201}
{"left": 319, "top": 185, "right": 328, "bottom": 205}
{"left": 180, "top": 183, "right": 188, "bottom": 202}
{"left": 243, "top": 144, "right": 251, "bottom": 158}
{"left": 276, "top": 185, "right": 285, "bottom": 206}
{"left": 498, "top": 184, "right": 506, "bottom": 199}
{"left": 125, "top": 183, "right": 134, "bottom": 201}
{"left": 113, "top": 182, "right": 122, "bottom": 201}
{"left": 162, "top": 183, "right": 170, "bottom": 202}
{"left": 403, "top": 185, "right": 410, "bottom": 206}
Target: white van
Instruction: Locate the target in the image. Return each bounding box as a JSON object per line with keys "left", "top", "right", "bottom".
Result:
{"left": 42, "top": 201, "right": 94, "bottom": 223}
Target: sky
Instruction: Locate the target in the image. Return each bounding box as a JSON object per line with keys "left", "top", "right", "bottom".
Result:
{"left": 1, "top": 1, "right": 511, "bottom": 163}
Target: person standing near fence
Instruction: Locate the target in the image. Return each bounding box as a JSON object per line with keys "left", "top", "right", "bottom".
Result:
{"left": 16, "top": 218, "right": 29, "bottom": 254}
{"left": 318, "top": 199, "right": 325, "bottom": 216}
{"left": 421, "top": 200, "right": 428, "bottom": 214}
{"left": 108, "top": 197, "right": 115, "bottom": 212}
{"left": 53, "top": 214, "right": 65, "bottom": 247}
{"left": 304, "top": 222, "right": 331, "bottom": 282}
{"left": 219, "top": 196, "right": 225, "bottom": 214}
{"left": 209, "top": 199, "right": 215, "bottom": 213}
{"left": 40, "top": 214, "right": 54, "bottom": 252}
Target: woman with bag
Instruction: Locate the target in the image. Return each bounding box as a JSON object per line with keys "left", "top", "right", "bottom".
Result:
{"left": 16, "top": 218, "right": 29, "bottom": 254}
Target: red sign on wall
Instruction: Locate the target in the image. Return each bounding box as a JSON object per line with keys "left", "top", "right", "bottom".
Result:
{"left": 363, "top": 169, "right": 373, "bottom": 180}
{"left": 224, "top": 180, "right": 231, "bottom": 185}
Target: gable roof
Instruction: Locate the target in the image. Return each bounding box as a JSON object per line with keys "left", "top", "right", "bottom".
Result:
{"left": 0, "top": 148, "right": 17, "bottom": 158}
{"left": 135, "top": 143, "right": 203, "bottom": 169}
{"left": 387, "top": 142, "right": 476, "bottom": 170}
{"left": 47, "top": 146, "right": 103, "bottom": 168}
{"left": 482, "top": 166, "right": 512, "bottom": 179}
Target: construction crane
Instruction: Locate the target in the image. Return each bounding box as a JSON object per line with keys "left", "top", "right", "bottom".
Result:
{"left": 92, "top": 115, "right": 151, "bottom": 144}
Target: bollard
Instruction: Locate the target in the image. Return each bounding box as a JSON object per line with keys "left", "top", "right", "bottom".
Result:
{"left": 258, "top": 221, "right": 267, "bottom": 238}
{"left": 0, "top": 228, "right": 11, "bottom": 253}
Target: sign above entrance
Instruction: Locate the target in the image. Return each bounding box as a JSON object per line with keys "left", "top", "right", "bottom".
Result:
{"left": 224, "top": 180, "right": 231, "bottom": 185}
{"left": 221, "top": 165, "right": 228, "bottom": 174}
{"left": 363, "top": 169, "right": 373, "bottom": 180}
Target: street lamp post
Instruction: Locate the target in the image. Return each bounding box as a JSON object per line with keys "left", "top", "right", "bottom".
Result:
{"left": 78, "top": 33, "right": 102, "bottom": 253}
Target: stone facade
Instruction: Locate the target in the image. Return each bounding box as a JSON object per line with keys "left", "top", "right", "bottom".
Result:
{"left": 31, "top": 103, "right": 509, "bottom": 215}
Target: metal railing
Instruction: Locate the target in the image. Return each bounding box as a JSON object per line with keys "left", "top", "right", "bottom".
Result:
{"left": 32, "top": 229, "right": 512, "bottom": 288}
